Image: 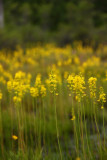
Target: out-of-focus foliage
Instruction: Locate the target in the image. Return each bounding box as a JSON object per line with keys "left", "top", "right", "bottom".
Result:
{"left": 0, "top": 0, "right": 106, "bottom": 49}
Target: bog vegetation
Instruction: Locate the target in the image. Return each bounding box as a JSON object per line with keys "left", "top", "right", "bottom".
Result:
{"left": 0, "top": 43, "right": 107, "bottom": 160}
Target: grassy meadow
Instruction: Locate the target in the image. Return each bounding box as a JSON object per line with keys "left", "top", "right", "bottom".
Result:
{"left": 0, "top": 43, "right": 107, "bottom": 160}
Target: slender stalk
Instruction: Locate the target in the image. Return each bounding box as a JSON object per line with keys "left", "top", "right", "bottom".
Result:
{"left": 93, "top": 101, "right": 102, "bottom": 160}
{"left": 79, "top": 101, "right": 86, "bottom": 160}
{"left": 54, "top": 93, "right": 62, "bottom": 160}
{"left": 82, "top": 101, "right": 93, "bottom": 160}
{"left": 20, "top": 100, "right": 25, "bottom": 152}
{"left": 32, "top": 97, "right": 36, "bottom": 148}
{"left": 71, "top": 95, "right": 79, "bottom": 156}
{"left": 21, "top": 99, "right": 27, "bottom": 151}
{"left": 42, "top": 98, "right": 46, "bottom": 147}
{"left": 102, "top": 109, "right": 106, "bottom": 150}
{"left": 9, "top": 93, "right": 13, "bottom": 150}
{"left": 16, "top": 103, "right": 21, "bottom": 151}
{"left": 29, "top": 98, "right": 33, "bottom": 148}
{"left": 0, "top": 100, "right": 5, "bottom": 160}
{"left": 38, "top": 98, "right": 42, "bottom": 150}
{"left": 90, "top": 99, "right": 95, "bottom": 134}
{"left": 16, "top": 102, "right": 24, "bottom": 153}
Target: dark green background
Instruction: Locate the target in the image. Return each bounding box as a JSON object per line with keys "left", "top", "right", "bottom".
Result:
{"left": 0, "top": 0, "right": 107, "bottom": 48}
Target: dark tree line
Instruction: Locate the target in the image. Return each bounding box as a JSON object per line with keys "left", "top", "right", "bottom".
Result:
{"left": 0, "top": 0, "right": 107, "bottom": 48}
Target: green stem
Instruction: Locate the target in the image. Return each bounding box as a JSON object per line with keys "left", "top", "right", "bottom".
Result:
{"left": 83, "top": 102, "right": 93, "bottom": 160}
{"left": 42, "top": 98, "right": 45, "bottom": 147}
{"left": 93, "top": 101, "right": 102, "bottom": 160}
{"left": 103, "top": 109, "right": 105, "bottom": 151}
{"left": 54, "top": 93, "right": 62, "bottom": 160}
{"left": 79, "top": 101, "right": 86, "bottom": 160}
{"left": 71, "top": 95, "right": 79, "bottom": 156}
{"left": 0, "top": 101, "right": 5, "bottom": 160}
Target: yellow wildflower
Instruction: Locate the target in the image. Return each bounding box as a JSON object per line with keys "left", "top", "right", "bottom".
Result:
{"left": 106, "top": 71, "right": 107, "bottom": 81}
{"left": 40, "top": 85, "right": 46, "bottom": 97}
{"left": 12, "top": 135, "right": 18, "bottom": 140}
{"left": 73, "top": 75, "right": 86, "bottom": 102}
{"left": 30, "top": 87, "right": 39, "bottom": 97}
{"left": 13, "top": 96, "right": 21, "bottom": 103}
{"left": 35, "top": 74, "right": 41, "bottom": 87}
{"left": 67, "top": 75, "right": 74, "bottom": 91}
{"left": 71, "top": 115, "right": 75, "bottom": 121}
{"left": 15, "top": 71, "right": 25, "bottom": 80}
{"left": 76, "top": 157, "right": 81, "bottom": 160}
{"left": 48, "top": 72, "right": 58, "bottom": 93}
{"left": 0, "top": 91, "right": 2, "bottom": 100}
{"left": 101, "top": 106, "right": 104, "bottom": 109}
{"left": 67, "top": 74, "right": 86, "bottom": 102}
{"left": 98, "top": 87, "right": 106, "bottom": 109}
{"left": 7, "top": 81, "right": 13, "bottom": 92}
{"left": 88, "top": 77, "right": 97, "bottom": 99}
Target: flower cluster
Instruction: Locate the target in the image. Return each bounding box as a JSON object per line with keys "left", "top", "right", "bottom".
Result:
{"left": 67, "top": 75, "right": 74, "bottom": 91}
{"left": 71, "top": 115, "right": 75, "bottom": 121}
{"left": 40, "top": 85, "right": 46, "bottom": 97}
{"left": 0, "top": 91, "right": 2, "bottom": 100}
{"left": 0, "top": 64, "right": 12, "bottom": 84}
{"left": 30, "top": 74, "right": 46, "bottom": 98}
{"left": 106, "top": 71, "right": 107, "bottom": 81}
{"left": 67, "top": 75, "right": 86, "bottom": 102}
{"left": 12, "top": 135, "right": 18, "bottom": 140}
{"left": 73, "top": 75, "right": 86, "bottom": 102}
{"left": 30, "top": 87, "right": 39, "bottom": 97}
{"left": 48, "top": 72, "right": 58, "bottom": 94}
{"left": 88, "top": 77, "right": 97, "bottom": 99}
{"left": 7, "top": 71, "right": 31, "bottom": 104}
{"left": 98, "top": 87, "right": 106, "bottom": 109}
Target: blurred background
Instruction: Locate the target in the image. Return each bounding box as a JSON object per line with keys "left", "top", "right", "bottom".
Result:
{"left": 0, "top": 0, "right": 107, "bottom": 49}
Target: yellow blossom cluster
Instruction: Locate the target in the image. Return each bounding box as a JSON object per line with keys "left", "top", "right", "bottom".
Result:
{"left": 30, "top": 87, "right": 39, "bottom": 97}
{"left": 0, "top": 91, "right": 2, "bottom": 100}
{"left": 7, "top": 71, "right": 31, "bottom": 103}
{"left": 67, "top": 75, "right": 74, "bottom": 91}
{"left": 0, "top": 44, "right": 106, "bottom": 87}
{"left": 0, "top": 64, "right": 12, "bottom": 84}
{"left": 83, "top": 56, "right": 100, "bottom": 69}
{"left": 88, "top": 77, "right": 97, "bottom": 99}
{"left": 106, "top": 71, "right": 107, "bottom": 81}
{"left": 48, "top": 72, "right": 58, "bottom": 94}
{"left": 72, "top": 75, "right": 86, "bottom": 102}
{"left": 0, "top": 44, "right": 106, "bottom": 107}
{"left": 12, "top": 135, "right": 18, "bottom": 140}
{"left": 30, "top": 74, "right": 46, "bottom": 97}
{"left": 67, "top": 75, "right": 86, "bottom": 102}
{"left": 98, "top": 87, "right": 106, "bottom": 109}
